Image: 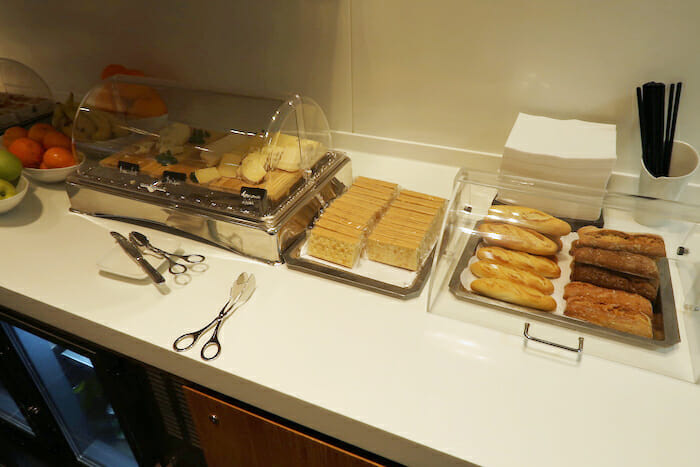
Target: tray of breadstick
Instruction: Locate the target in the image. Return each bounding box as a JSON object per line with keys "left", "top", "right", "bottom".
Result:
{"left": 448, "top": 204, "right": 680, "bottom": 348}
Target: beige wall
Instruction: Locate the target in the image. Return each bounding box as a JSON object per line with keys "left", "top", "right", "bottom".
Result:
{"left": 1, "top": 0, "right": 699, "bottom": 176}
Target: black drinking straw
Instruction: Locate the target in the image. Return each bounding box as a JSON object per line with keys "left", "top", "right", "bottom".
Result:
{"left": 664, "top": 82, "right": 682, "bottom": 176}
{"left": 663, "top": 83, "right": 675, "bottom": 171}
{"left": 637, "top": 87, "right": 648, "bottom": 171}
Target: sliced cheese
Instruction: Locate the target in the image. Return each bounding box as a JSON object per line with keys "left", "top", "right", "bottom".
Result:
{"left": 194, "top": 166, "right": 221, "bottom": 184}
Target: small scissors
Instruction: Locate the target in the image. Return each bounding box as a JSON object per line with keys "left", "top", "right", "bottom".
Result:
{"left": 173, "top": 273, "right": 256, "bottom": 360}
{"left": 129, "top": 231, "right": 205, "bottom": 275}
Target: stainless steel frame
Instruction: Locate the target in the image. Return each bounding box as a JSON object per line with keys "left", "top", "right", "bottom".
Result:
{"left": 66, "top": 153, "right": 352, "bottom": 264}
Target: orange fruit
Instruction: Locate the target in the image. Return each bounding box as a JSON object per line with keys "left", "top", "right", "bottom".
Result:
{"left": 87, "top": 84, "right": 127, "bottom": 113}
{"left": 8, "top": 137, "right": 43, "bottom": 168}
{"left": 42, "top": 147, "right": 76, "bottom": 168}
{"left": 27, "top": 123, "right": 56, "bottom": 144}
{"left": 127, "top": 95, "right": 167, "bottom": 117}
{"left": 3, "top": 126, "right": 28, "bottom": 148}
{"left": 42, "top": 131, "right": 71, "bottom": 150}
{"left": 101, "top": 64, "right": 127, "bottom": 80}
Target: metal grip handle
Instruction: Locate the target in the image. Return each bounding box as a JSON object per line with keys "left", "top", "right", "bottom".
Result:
{"left": 523, "top": 323, "right": 584, "bottom": 353}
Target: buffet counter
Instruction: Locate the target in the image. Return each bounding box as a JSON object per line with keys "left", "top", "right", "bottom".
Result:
{"left": 1, "top": 150, "right": 700, "bottom": 467}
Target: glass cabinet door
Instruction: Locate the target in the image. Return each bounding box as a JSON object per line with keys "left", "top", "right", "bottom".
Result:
{"left": 0, "top": 377, "right": 32, "bottom": 434}
{"left": 2, "top": 324, "right": 137, "bottom": 467}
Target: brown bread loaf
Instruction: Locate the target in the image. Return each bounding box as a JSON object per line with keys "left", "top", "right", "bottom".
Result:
{"left": 570, "top": 263, "right": 659, "bottom": 301}
{"left": 563, "top": 282, "right": 652, "bottom": 317}
{"left": 576, "top": 226, "right": 666, "bottom": 258}
{"left": 572, "top": 247, "right": 659, "bottom": 279}
{"left": 564, "top": 296, "right": 653, "bottom": 338}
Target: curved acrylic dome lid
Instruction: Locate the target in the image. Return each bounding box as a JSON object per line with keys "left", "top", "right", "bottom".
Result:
{"left": 73, "top": 76, "right": 331, "bottom": 174}
{"left": 0, "top": 58, "right": 52, "bottom": 99}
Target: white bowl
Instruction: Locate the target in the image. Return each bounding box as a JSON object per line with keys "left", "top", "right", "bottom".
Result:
{"left": 0, "top": 175, "right": 29, "bottom": 214}
{"left": 24, "top": 164, "right": 78, "bottom": 183}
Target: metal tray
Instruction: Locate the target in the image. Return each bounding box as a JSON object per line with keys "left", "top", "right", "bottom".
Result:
{"left": 448, "top": 232, "right": 680, "bottom": 349}
{"left": 284, "top": 233, "right": 435, "bottom": 299}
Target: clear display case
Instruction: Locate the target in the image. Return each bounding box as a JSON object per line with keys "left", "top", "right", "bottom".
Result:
{"left": 66, "top": 76, "right": 351, "bottom": 262}
{"left": 428, "top": 168, "right": 700, "bottom": 382}
{"left": 0, "top": 58, "right": 54, "bottom": 130}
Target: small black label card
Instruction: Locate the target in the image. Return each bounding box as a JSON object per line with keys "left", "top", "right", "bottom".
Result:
{"left": 162, "top": 171, "right": 187, "bottom": 183}
{"left": 240, "top": 186, "right": 268, "bottom": 213}
{"left": 118, "top": 161, "right": 140, "bottom": 174}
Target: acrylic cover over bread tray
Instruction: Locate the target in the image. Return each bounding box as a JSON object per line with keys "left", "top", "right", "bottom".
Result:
{"left": 66, "top": 76, "right": 351, "bottom": 263}
{"left": 0, "top": 58, "right": 54, "bottom": 130}
{"left": 427, "top": 168, "right": 700, "bottom": 383}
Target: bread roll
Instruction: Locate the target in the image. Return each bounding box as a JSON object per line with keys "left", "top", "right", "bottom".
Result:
{"left": 470, "top": 260, "right": 554, "bottom": 294}
{"left": 476, "top": 246, "right": 561, "bottom": 278}
{"left": 577, "top": 226, "right": 666, "bottom": 258}
{"left": 470, "top": 278, "right": 557, "bottom": 311}
{"left": 572, "top": 247, "right": 659, "bottom": 279}
{"left": 564, "top": 296, "right": 653, "bottom": 338}
{"left": 563, "top": 281, "right": 652, "bottom": 317}
{"left": 487, "top": 205, "right": 571, "bottom": 237}
{"left": 477, "top": 222, "right": 559, "bottom": 256}
{"left": 570, "top": 262, "right": 659, "bottom": 301}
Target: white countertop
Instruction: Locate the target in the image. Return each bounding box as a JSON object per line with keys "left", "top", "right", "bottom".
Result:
{"left": 2, "top": 151, "right": 700, "bottom": 467}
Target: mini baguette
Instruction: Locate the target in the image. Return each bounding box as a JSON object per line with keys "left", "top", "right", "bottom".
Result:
{"left": 470, "top": 260, "right": 554, "bottom": 294}
{"left": 477, "top": 222, "right": 559, "bottom": 256}
{"left": 572, "top": 246, "right": 659, "bottom": 279}
{"left": 564, "top": 296, "right": 653, "bottom": 338}
{"left": 487, "top": 205, "right": 571, "bottom": 237}
{"left": 563, "top": 281, "right": 652, "bottom": 317}
{"left": 470, "top": 278, "right": 557, "bottom": 311}
{"left": 577, "top": 226, "right": 666, "bottom": 258}
{"left": 570, "top": 262, "right": 659, "bottom": 301}
{"left": 476, "top": 246, "right": 561, "bottom": 278}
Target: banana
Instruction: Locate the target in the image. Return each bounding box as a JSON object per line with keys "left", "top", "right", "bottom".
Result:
{"left": 73, "top": 113, "right": 98, "bottom": 141}
{"left": 89, "top": 110, "right": 112, "bottom": 141}
{"left": 51, "top": 102, "right": 66, "bottom": 128}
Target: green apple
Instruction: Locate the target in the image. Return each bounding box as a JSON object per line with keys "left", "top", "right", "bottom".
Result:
{"left": 0, "top": 149, "right": 22, "bottom": 185}
{"left": 0, "top": 179, "right": 16, "bottom": 199}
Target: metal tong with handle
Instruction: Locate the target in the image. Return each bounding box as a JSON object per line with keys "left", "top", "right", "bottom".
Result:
{"left": 129, "top": 231, "right": 205, "bottom": 275}
{"left": 173, "top": 273, "right": 256, "bottom": 360}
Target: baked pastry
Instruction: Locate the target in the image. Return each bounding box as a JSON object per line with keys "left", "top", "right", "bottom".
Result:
{"left": 577, "top": 226, "right": 666, "bottom": 258}
{"left": 476, "top": 246, "right": 561, "bottom": 278}
{"left": 572, "top": 247, "right": 659, "bottom": 279}
{"left": 564, "top": 297, "right": 653, "bottom": 338}
{"left": 477, "top": 223, "right": 559, "bottom": 256}
{"left": 487, "top": 205, "right": 571, "bottom": 237}
{"left": 307, "top": 226, "right": 363, "bottom": 268}
{"left": 570, "top": 262, "right": 659, "bottom": 301}
{"left": 563, "top": 281, "right": 652, "bottom": 317}
{"left": 470, "top": 278, "right": 557, "bottom": 311}
{"left": 470, "top": 260, "right": 554, "bottom": 294}
{"left": 366, "top": 230, "right": 424, "bottom": 271}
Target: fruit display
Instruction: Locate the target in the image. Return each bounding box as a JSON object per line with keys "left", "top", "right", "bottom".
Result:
{"left": 0, "top": 148, "right": 23, "bottom": 199}
{"left": 51, "top": 93, "right": 130, "bottom": 142}
{"left": 4, "top": 122, "right": 77, "bottom": 169}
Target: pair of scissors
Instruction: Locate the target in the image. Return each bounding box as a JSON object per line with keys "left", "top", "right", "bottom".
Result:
{"left": 173, "top": 273, "right": 256, "bottom": 360}
{"left": 129, "top": 231, "right": 205, "bottom": 275}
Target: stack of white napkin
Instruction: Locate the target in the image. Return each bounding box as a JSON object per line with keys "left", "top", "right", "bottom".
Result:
{"left": 499, "top": 113, "right": 618, "bottom": 220}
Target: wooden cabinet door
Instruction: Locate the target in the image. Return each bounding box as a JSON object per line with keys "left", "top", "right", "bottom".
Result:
{"left": 183, "top": 386, "right": 382, "bottom": 467}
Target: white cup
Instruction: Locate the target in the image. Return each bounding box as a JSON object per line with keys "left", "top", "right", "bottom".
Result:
{"left": 638, "top": 140, "right": 699, "bottom": 201}
{"left": 635, "top": 140, "right": 699, "bottom": 226}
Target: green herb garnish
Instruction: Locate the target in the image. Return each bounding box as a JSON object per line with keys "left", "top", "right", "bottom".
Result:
{"left": 188, "top": 128, "right": 210, "bottom": 145}
{"left": 156, "top": 150, "right": 177, "bottom": 166}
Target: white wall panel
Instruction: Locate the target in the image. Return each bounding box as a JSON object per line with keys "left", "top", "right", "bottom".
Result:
{"left": 351, "top": 0, "right": 700, "bottom": 177}
{"left": 0, "top": 0, "right": 353, "bottom": 131}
